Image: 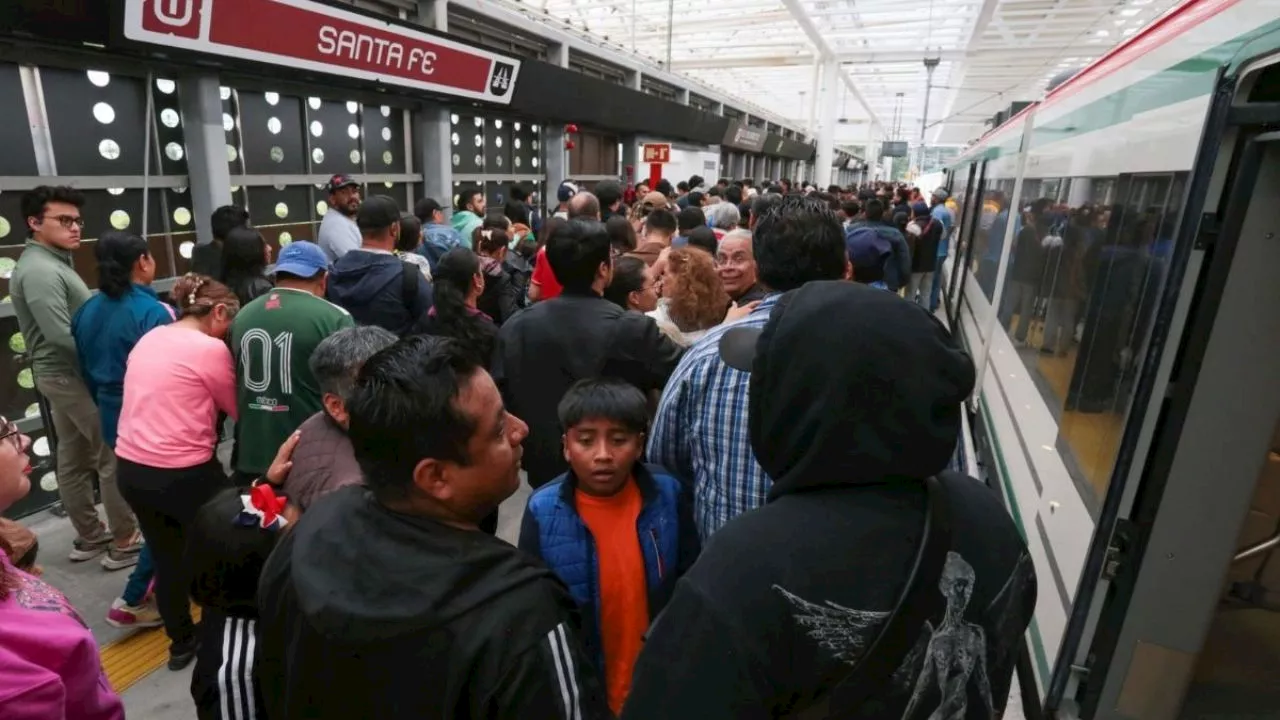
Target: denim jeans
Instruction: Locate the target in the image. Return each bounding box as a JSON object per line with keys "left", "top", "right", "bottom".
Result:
{"left": 121, "top": 543, "right": 155, "bottom": 605}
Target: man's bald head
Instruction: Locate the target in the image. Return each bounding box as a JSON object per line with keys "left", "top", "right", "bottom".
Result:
{"left": 568, "top": 191, "right": 601, "bottom": 220}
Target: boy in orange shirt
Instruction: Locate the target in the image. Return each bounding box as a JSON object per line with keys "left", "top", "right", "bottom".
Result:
{"left": 519, "top": 378, "right": 700, "bottom": 715}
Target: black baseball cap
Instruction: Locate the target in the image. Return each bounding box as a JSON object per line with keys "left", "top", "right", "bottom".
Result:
{"left": 356, "top": 195, "right": 401, "bottom": 233}
{"left": 325, "top": 174, "right": 359, "bottom": 193}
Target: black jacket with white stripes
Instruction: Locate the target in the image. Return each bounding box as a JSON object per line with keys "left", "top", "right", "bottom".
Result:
{"left": 256, "top": 485, "right": 612, "bottom": 719}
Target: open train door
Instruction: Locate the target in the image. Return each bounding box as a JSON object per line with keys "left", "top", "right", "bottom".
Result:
{"left": 1044, "top": 52, "right": 1280, "bottom": 719}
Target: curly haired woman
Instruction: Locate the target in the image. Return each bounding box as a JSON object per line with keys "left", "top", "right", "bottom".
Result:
{"left": 646, "top": 247, "right": 730, "bottom": 347}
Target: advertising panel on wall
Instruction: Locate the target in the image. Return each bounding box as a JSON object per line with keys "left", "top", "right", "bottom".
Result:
{"left": 721, "top": 120, "right": 766, "bottom": 153}
{"left": 120, "top": 0, "right": 521, "bottom": 104}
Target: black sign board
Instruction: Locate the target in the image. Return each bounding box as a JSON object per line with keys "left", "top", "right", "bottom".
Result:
{"left": 881, "top": 141, "right": 908, "bottom": 158}
{"left": 721, "top": 120, "right": 767, "bottom": 152}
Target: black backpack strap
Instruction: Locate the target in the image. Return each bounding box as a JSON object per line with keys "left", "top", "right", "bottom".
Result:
{"left": 401, "top": 260, "right": 420, "bottom": 310}
{"left": 790, "top": 475, "right": 954, "bottom": 719}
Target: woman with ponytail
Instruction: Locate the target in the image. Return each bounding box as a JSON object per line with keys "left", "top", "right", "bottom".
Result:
{"left": 72, "top": 230, "right": 175, "bottom": 627}
{"left": 115, "top": 274, "right": 240, "bottom": 671}
{"left": 473, "top": 226, "right": 521, "bottom": 324}
{"left": 412, "top": 248, "right": 498, "bottom": 367}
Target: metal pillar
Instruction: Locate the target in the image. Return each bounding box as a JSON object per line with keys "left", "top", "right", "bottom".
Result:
{"left": 621, "top": 135, "right": 639, "bottom": 183}
{"left": 626, "top": 69, "right": 642, "bottom": 92}
{"left": 177, "top": 73, "right": 232, "bottom": 246}
{"left": 415, "top": 101, "right": 452, "bottom": 211}
{"left": 917, "top": 57, "right": 939, "bottom": 174}
{"left": 713, "top": 101, "right": 724, "bottom": 116}
{"left": 419, "top": 0, "right": 447, "bottom": 30}
{"left": 807, "top": 57, "right": 821, "bottom": 137}
{"left": 678, "top": 88, "right": 690, "bottom": 105}
{"left": 550, "top": 41, "right": 569, "bottom": 68}
{"left": 814, "top": 60, "right": 838, "bottom": 189}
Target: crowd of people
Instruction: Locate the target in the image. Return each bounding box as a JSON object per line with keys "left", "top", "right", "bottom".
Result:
{"left": 0, "top": 173, "right": 1035, "bottom": 720}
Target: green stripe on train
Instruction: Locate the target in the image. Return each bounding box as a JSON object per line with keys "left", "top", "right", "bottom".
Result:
{"left": 955, "top": 20, "right": 1280, "bottom": 167}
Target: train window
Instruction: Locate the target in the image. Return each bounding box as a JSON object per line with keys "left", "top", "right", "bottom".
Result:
{"left": 993, "top": 172, "right": 1187, "bottom": 508}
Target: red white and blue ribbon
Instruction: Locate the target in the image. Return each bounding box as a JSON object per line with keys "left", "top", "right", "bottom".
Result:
{"left": 235, "top": 483, "right": 289, "bottom": 531}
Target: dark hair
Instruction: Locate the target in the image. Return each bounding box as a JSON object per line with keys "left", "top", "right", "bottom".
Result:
{"left": 558, "top": 377, "right": 648, "bottom": 435}
{"left": 595, "top": 180, "right": 623, "bottom": 209}
{"left": 865, "top": 199, "right": 887, "bottom": 222}
{"left": 688, "top": 175, "right": 705, "bottom": 188}
{"left": 456, "top": 186, "right": 483, "bottom": 212}
{"left": 481, "top": 212, "right": 511, "bottom": 231}
{"left": 219, "top": 226, "right": 267, "bottom": 287}
{"left": 841, "top": 200, "right": 862, "bottom": 218}
{"left": 426, "top": 248, "right": 495, "bottom": 365}
{"left": 686, "top": 191, "right": 705, "bottom": 208}
{"left": 707, "top": 186, "right": 722, "bottom": 199}
{"left": 503, "top": 200, "right": 531, "bottom": 226}
{"left": 604, "top": 255, "right": 647, "bottom": 309}
{"left": 645, "top": 209, "right": 677, "bottom": 236}
{"left": 546, "top": 219, "right": 611, "bottom": 293}
{"left": 686, "top": 226, "right": 718, "bottom": 255}
{"left": 21, "top": 186, "right": 84, "bottom": 237}
{"left": 348, "top": 336, "right": 482, "bottom": 500}
{"left": 474, "top": 227, "right": 509, "bottom": 256}
{"left": 754, "top": 195, "right": 848, "bottom": 292}
{"left": 738, "top": 201, "right": 753, "bottom": 229}
{"left": 605, "top": 215, "right": 637, "bottom": 253}
{"left": 751, "top": 193, "right": 783, "bottom": 225}
{"left": 677, "top": 207, "right": 705, "bottom": 233}
{"left": 171, "top": 273, "right": 240, "bottom": 319}
{"left": 397, "top": 213, "right": 422, "bottom": 253}
{"left": 725, "top": 185, "right": 743, "bottom": 205}
{"left": 414, "top": 198, "right": 444, "bottom": 223}
{"left": 95, "top": 231, "right": 150, "bottom": 299}
{"left": 655, "top": 179, "right": 674, "bottom": 196}
{"left": 509, "top": 185, "right": 530, "bottom": 203}
{"left": 676, "top": 181, "right": 689, "bottom": 192}
{"left": 188, "top": 488, "right": 283, "bottom": 613}
{"left": 210, "top": 205, "right": 249, "bottom": 241}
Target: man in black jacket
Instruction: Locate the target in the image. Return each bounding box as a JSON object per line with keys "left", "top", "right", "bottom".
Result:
{"left": 257, "top": 336, "right": 610, "bottom": 719}
{"left": 493, "top": 218, "right": 683, "bottom": 487}
{"left": 622, "top": 282, "right": 1037, "bottom": 719}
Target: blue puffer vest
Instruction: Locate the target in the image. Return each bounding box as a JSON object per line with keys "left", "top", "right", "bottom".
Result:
{"left": 522, "top": 463, "right": 683, "bottom": 673}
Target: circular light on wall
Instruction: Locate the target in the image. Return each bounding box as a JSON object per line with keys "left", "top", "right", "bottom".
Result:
{"left": 0, "top": 218, "right": 9, "bottom": 239}
{"left": 278, "top": 232, "right": 293, "bottom": 246}
{"left": 474, "top": 134, "right": 482, "bottom": 147}
{"left": 270, "top": 146, "right": 284, "bottom": 163}
{"left": 382, "top": 151, "right": 392, "bottom": 165}
{"left": 223, "top": 113, "right": 235, "bottom": 133}
{"left": 93, "top": 102, "right": 115, "bottom": 125}
{"left": 495, "top": 137, "right": 503, "bottom": 148}
{"left": 451, "top": 132, "right": 460, "bottom": 146}
{"left": 515, "top": 122, "right": 522, "bottom": 131}
{"left": 316, "top": 201, "right": 328, "bottom": 217}
{"left": 495, "top": 120, "right": 504, "bottom": 130}
{"left": 165, "top": 142, "right": 183, "bottom": 162}
{"left": 514, "top": 157, "right": 522, "bottom": 168}
{"left": 349, "top": 150, "right": 361, "bottom": 164}
{"left": 308, "top": 97, "right": 322, "bottom": 110}
{"left": 514, "top": 139, "right": 521, "bottom": 150}
{"left": 275, "top": 203, "right": 288, "bottom": 219}
{"left": 312, "top": 148, "right": 325, "bottom": 164}
{"left": 226, "top": 144, "right": 239, "bottom": 163}
{"left": 347, "top": 101, "right": 359, "bottom": 114}
{"left": 382, "top": 127, "right": 392, "bottom": 142}
{"left": 532, "top": 140, "right": 540, "bottom": 150}
{"left": 532, "top": 157, "right": 540, "bottom": 168}
{"left": 230, "top": 185, "right": 240, "bottom": 193}
{"left": 17, "top": 369, "right": 33, "bottom": 390}
{"left": 474, "top": 154, "right": 482, "bottom": 166}
{"left": 310, "top": 120, "right": 323, "bottom": 137}
{"left": 265, "top": 92, "right": 280, "bottom": 106}
{"left": 107, "top": 187, "right": 125, "bottom": 196}
{"left": 173, "top": 207, "right": 192, "bottom": 226}
{"left": 347, "top": 123, "right": 359, "bottom": 140}
{"left": 98, "top": 139, "right": 121, "bottom": 160}
{"left": 160, "top": 108, "right": 180, "bottom": 128}
{"left": 452, "top": 153, "right": 460, "bottom": 166}
{"left": 450, "top": 114, "right": 459, "bottom": 125}
{"left": 24, "top": 403, "right": 38, "bottom": 418}
{"left": 39, "top": 472, "right": 57, "bottom": 492}
{"left": 9, "top": 333, "right": 24, "bottom": 353}
{"left": 87, "top": 70, "right": 110, "bottom": 87}
{"left": 110, "top": 210, "right": 130, "bottom": 230}
{"left": 267, "top": 117, "right": 281, "bottom": 134}
{"left": 273, "top": 183, "right": 285, "bottom": 191}
{"left": 179, "top": 241, "right": 194, "bottom": 259}
{"left": 532, "top": 124, "right": 540, "bottom": 132}
{"left": 0, "top": 258, "right": 13, "bottom": 279}
{"left": 495, "top": 156, "right": 503, "bottom": 168}
{"left": 384, "top": 181, "right": 394, "bottom": 189}
{"left": 219, "top": 86, "right": 232, "bottom": 101}
{"left": 473, "top": 117, "right": 482, "bottom": 128}
{"left": 155, "top": 78, "right": 176, "bottom": 95}
{"left": 381, "top": 106, "right": 391, "bottom": 117}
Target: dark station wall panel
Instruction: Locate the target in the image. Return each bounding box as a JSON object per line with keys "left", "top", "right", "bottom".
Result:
{"left": 512, "top": 62, "right": 728, "bottom": 146}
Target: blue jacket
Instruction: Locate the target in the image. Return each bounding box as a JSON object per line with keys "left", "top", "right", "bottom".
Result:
{"left": 71, "top": 285, "right": 174, "bottom": 447}
{"left": 518, "top": 463, "right": 700, "bottom": 674}
{"left": 418, "top": 223, "right": 465, "bottom": 271}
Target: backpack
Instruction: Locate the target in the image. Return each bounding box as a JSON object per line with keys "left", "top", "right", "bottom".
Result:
{"left": 401, "top": 261, "right": 423, "bottom": 316}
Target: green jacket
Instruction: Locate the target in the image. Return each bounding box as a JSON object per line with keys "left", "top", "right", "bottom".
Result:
{"left": 450, "top": 210, "right": 482, "bottom": 247}
{"left": 11, "top": 241, "right": 92, "bottom": 379}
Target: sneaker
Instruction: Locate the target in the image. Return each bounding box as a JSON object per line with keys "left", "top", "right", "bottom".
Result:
{"left": 106, "top": 597, "right": 164, "bottom": 629}
{"left": 69, "top": 535, "right": 111, "bottom": 562}
{"left": 101, "top": 536, "right": 144, "bottom": 571}
{"left": 168, "top": 637, "right": 199, "bottom": 671}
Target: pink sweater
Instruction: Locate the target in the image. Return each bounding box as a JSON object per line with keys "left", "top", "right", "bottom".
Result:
{"left": 0, "top": 554, "right": 124, "bottom": 720}
{"left": 116, "top": 324, "right": 238, "bottom": 469}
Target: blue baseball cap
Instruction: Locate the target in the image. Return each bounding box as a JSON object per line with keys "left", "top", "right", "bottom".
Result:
{"left": 274, "top": 241, "right": 329, "bottom": 278}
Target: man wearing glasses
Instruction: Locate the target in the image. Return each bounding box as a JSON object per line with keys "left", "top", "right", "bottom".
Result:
{"left": 11, "top": 186, "right": 141, "bottom": 569}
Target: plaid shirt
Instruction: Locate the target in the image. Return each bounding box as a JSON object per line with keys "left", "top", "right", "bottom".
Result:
{"left": 647, "top": 293, "right": 779, "bottom": 541}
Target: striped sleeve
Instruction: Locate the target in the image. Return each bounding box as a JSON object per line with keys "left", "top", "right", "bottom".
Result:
{"left": 486, "top": 621, "right": 611, "bottom": 720}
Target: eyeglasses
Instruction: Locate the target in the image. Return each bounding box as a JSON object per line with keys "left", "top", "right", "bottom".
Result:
{"left": 43, "top": 214, "right": 85, "bottom": 230}
{"left": 0, "top": 417, "right": 21, "bottom": 451}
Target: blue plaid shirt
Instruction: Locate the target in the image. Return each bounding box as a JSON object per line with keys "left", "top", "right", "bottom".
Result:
{"left": 647, "top": 293, "right": 779, "bottom": 541}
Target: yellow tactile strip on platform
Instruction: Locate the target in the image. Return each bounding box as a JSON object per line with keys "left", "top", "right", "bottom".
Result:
{"left": 100, "top": 606, "right": 202, "bottom": 694}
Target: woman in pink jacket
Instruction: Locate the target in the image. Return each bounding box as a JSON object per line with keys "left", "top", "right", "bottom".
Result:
{"left": 0, "top": 416, "right": 124, "bottom": 719}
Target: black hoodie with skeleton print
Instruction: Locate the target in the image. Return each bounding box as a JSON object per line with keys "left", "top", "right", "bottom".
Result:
{"left": 621, "top": 282, "right": 1037, "bottom": 720}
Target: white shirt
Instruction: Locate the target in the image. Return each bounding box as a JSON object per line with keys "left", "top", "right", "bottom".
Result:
{"left": 317, "top": 209, "right": 362, "bottom": 262}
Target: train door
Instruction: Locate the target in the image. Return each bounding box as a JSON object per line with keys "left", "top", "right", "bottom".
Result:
{"left": 947, "top": 159, "right": 987, "bottom": 329}
{"left": 1046, "top": 55, "right": 1280, "bottom": 719}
